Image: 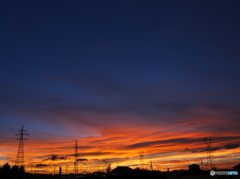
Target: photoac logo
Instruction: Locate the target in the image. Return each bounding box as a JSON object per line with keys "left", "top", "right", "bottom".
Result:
{"left": 210, "top": 170, "right": 215, "bottom": 176}
{"left": 210, "top": 170, "right": 238, "bottom": 176}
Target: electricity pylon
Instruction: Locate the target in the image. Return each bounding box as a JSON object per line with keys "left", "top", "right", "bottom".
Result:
{"left": 74, "top": 140, "right": 78, "bottom": 174}
{"left": 15, "top": 125, "right": 29, "bottom": 167}
{"left": 200, "top": 159, "right": 204, "bottom": 170}
{"left": 65, "top": 164, "right": 69, "bottom": 174}
{"left": 139, "top": 151, "right": 144, "bottom": 169}
{"left": 204, "top": 137, "right": 216, "bottom": 170}
{"left": 150, "top": 161, "right": 153, "bottom": 171}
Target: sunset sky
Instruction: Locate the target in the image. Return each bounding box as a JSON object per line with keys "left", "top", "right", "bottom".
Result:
{"left": 1, "top": 0, "right": 240, "bottom": 174}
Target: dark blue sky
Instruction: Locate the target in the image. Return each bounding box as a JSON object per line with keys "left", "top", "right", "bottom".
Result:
{"left": 1, "top": 0, "right": 240, "bottom": 127}
{"left": 0, "top": 0, "right": 240, "bottom": 170}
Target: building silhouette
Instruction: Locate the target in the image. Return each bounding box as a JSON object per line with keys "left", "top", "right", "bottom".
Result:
{"left": 233, "top": 164, "right": 240, "bottom": 173}
{"left": 188, "top": 164, "right": 201, "bottom": 176}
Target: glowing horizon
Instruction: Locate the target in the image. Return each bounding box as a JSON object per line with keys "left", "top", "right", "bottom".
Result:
{"left": 1, "top": 119, "right": 240, "bottom": 174}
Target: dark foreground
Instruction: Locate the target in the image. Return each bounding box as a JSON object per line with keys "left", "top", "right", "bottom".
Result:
{"left": 20, "top": 171, "right": 240, "bottom": 179}
{"left": 1, "top": 163, "right": 239, "bottom": 179}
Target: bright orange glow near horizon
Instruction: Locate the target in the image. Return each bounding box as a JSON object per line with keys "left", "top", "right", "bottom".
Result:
{"left": 1, "top": 117, "right": 240, "bottom": 174}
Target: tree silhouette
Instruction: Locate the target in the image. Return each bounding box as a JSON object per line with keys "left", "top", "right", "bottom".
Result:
{"left": 0, "top": 163, "right": 11, "bottom": 179}
{"left": 0, "top": 163, "right": 25, "bottom": 179}
{"left": 106, "top": 164, "right": 111, "bottom": 173}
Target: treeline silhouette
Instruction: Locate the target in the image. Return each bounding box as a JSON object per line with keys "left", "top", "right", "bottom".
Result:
{"left": 0, "top": 163, "right": 25, "bottom": 179}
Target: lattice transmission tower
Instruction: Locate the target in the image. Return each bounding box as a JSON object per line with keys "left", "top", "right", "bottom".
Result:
{"left": 74, "top": 140, "right": 79, "bottom": 174}
{"left": 139, "top": 151, "right": 144, "bottom": 169}
{"left": 15, "top": 125, "right": 29, "bottom": 167}
{"left": 200, "top": 159, "right": 204, "bottom": 170}
{"left": 65, "top": 164, "right": 69, "bottom": 174}
{"left": 204, "top": 137, "right": 216, "bottom": 170}
{"left": 150, "top": 160, "right": 153, "bottom": 171}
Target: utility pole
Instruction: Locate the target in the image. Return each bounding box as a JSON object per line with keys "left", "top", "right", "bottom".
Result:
{"left": 15, "top": 125, "right": 29, "bottom": 167}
